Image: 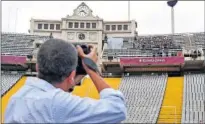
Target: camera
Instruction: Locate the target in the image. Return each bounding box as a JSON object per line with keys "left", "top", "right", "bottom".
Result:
{"left": 75, "top": 44, "right": 91, "bottom": 75}
{"left": 68, "top": 44, "right": 90, "bottom": 93}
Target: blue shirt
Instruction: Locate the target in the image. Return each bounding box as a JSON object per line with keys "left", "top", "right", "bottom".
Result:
{"left": 5, "top": 77, "right": 127, "bottom": 123}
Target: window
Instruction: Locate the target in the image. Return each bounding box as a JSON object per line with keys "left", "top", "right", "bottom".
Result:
{"left": 44, "top": 24, "right": 48, "bottom": 29}
{"left": 56, "top": 24, "right": 60, "bottom": 30}
{"left": 74, "top": 22, "right": 79, "bottom": 28}
{"left": 80, "top": 22, "right": 84, "bottom": 28}
{"left": 50, "top": 24, "right": 54, "bottom": 30}
{"left": 105, "top": 25, "right": 110, "bottom": 31}
{"left": 123, "top": 25, "right": 128, "bottom": 30}
{"left": 86, "top": 23, "right": 90, "bottom": 28}
{"left": 111, "top": 25, "right": 116, "bottom": 31}
{"left": 92, "top": 23, "right": 96, "bottom": 28}
{"left": 118, "top": 25, "right": 122, "bottom": 30}
{"left": 38, "top": 24, "right": 42, "bottom": 29}
{"left": 68, "top": 22, "right": 73, "bottom": 28}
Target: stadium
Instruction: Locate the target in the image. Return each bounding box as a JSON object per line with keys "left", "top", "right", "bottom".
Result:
{"left": 1, "top": 1, "right": 205, "bottom": 123}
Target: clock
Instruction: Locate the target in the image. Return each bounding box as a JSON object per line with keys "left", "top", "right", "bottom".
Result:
{"left": 78, "top": 33, "right": 85, "bottom": 40}
{"left": 76, "top": 5, "right": 89, "bottom": 17}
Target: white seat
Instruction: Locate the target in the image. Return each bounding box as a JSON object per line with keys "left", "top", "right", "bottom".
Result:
{"left": 120, "top": 74, "right": 168, "bottom": 123}
{"left": 181, "top": 74, "right": 205, "bottom": 123}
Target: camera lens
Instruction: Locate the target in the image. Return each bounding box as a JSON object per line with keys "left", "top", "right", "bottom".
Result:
{"left": 81, "top": 45, "right": 90, "bottom": 54}
{"left": 76, "top": 44, "right": 91, "bottom": 75}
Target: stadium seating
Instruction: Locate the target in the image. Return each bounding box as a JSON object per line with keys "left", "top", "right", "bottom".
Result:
{"left": 136, "top": 35, "right": 175, "bottom": 49}
{"left": 122, "top": 42, "right": 134, "bottom": 49}
{"left": 158, "top": 77, "right": 184, "bottom": 123}
{"left": 1, "top": 72, "right": 23, "bottom": 96}
{"left": 102, "top": 32, "right": 204, "bottom": 58}
{"left": 135, "top": 33, "right": 204, "bottom": 50}
{"left": 102, "top": 48, "right": 181, "bottom": 58}
{"left": 181, "top": 74, "right": 205, "bottom": 123}
{"left": 1, "top": 32, "right": 49, "bottom": 56}
{"left": 119, "top": 75, "right": 168, "bottom": 123}
{"left": 1, "top": 76, "right": 27, "bottom": 123}
{"left": 192, "top": 32, "right": 205, "bottom": 49}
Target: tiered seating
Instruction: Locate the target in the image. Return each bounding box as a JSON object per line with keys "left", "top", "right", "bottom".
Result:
{"left": 136, "top": 35, "right": 177, "bottom": 49}
{"left": 119, "top": 75, "right": 168, "bottom": 123}
{"left": 135, "top": 33, "right": 205, "bottom": 50}
{"left": 182, "top": 74, "right": 205, "bottom": 123}
{"left": 1, "top": 72, "right": 23, "bottom": 96}
{"left": 192, "top": 32, "right": 205, "bottom": 49}
{"left": 102, "top": 48, "right": 181, "bottom": 59}
{"left": 122, "top": 42, "right": 133, "bottom": 49}
{"left": 1, "top": 32, "right": 49, "bottom": 56}
{"left": 158, "top": 77, "right": 184, "bottom": 123}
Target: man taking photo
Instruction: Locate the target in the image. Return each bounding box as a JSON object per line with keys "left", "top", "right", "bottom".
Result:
{"left": 5, "top": 38, "right": 127, "bottom": 123}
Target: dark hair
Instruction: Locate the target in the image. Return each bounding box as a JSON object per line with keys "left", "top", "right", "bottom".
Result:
{"left": 37, "top": 38, "right": 78, "bottom": 84}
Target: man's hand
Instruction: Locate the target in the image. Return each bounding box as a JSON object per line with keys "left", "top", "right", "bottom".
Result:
{"left": 77, "top": 44, "right": 110, "bottom": 93}
{"left": 76, "top": 44, "right": 98, "bottom": 73}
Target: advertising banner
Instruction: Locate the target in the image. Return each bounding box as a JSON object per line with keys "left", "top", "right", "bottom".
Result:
{"left": 1, "top": 55, "right": 27, "bottom": 64}
{"left": 120, "top": 57, "right": 184, "bottom": 66}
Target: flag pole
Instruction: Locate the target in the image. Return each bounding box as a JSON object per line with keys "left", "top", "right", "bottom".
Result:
{"left": 128, "top": 0, "right": 130, "bottom": 20}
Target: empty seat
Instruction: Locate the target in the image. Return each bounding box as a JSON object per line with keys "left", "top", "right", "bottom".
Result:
{"left": 1, "top": 72, "right": 23, "bottom": 96}
{"left": 181, "top": 74, "right": 205, "bottom": 123}
{"left": 119, "top": 74, "right": 168, "bottom": 123}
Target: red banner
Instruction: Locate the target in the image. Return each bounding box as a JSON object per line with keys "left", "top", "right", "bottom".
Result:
{"left": 1, "top": 55, "right": 27, "bottom": 64}
{"left": 120, "top": 57, "right": 184, "bottom": 66}
{"left": 125, "top": 67, "right": 180, "bottom": 72}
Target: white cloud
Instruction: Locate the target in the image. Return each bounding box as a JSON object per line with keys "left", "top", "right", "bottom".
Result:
{"left": 2, "top": 1, "right": 204, "bottom": 35}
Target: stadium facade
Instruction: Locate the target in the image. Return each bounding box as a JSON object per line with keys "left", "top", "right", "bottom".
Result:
{"left": 29, "top": 2, "right": 138, "bottom": 67}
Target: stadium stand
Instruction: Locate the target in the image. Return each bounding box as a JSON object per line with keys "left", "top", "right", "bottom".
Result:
{"left": 134, "top": 32, "right": 205, "bottom": 50}
{"left": 1, "top": 32, "right": 49, "bottom": 56}
{"left": 135, "top": 35, "right": 176, "bottom": 49}
{"left": 119, "top": 75, "right": 167, "bottom": 123}
{"left": 72, "top": 77, "right": 121, "bottom": 99}
{"left": 181, "top": 74, "right": 205, "bottom": 123}
{"left": 102, "top": 48, "right": 182, "bottom": 58}
{"left": 1, "top": 75, "right": 27, "bottom": 123}
{"left": 158, "top": 77, "right": 184, "bottom": 123}
{"left": 1, "top": 32, "right": 204, "bottom": 123}
{"left": 192, "top": 32, "right": 205, "bottom": 49}
{"left": 1, "top": 72, "right": 24, "bottom": 96}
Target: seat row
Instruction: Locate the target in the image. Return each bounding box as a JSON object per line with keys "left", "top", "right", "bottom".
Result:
{"left": 119, "top": 75, "right": 168, "bottom": 123}
{"left": 181, "top": 74, "right": 205, "bottom": 123}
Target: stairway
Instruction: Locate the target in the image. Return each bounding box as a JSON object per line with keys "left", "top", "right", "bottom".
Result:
{"left": 72, "top": 78, "right": 122, "bottom": 99}
{"left": 157, "top": 77, "right": 184, "bottom": 123}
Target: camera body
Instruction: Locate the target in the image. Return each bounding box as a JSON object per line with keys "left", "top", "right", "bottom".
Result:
{"left": 75, "top": 44, "right": 91, "bottom": 75}
{"left": 68, "top": 44, "right": 91, "bottom": 93}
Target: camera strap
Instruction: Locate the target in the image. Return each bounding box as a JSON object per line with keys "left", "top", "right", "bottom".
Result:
{"left": 82, "top": 57, "right": 102, "bottom": 76}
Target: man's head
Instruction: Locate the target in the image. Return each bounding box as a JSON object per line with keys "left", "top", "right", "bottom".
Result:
{"left": 36, "top": 38, "right": 78, "bottom": 91}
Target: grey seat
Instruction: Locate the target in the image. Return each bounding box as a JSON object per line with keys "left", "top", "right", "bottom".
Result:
{"left": 181, "top": 74, "right": 205, "bottom": 123}
{"left": 119, "top": 74, "right": 168, "bottom": 123}
{"left": 1, "top": 72, "right": 23, "bottom": 95}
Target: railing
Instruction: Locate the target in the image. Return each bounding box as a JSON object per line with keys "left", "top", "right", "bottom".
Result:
{"left": 102, "top": 49, "right": 183, "bottom": 58}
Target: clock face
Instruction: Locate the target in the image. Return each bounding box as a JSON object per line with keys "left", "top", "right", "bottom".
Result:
{"left": 76, "top": 5, "right": 89, "bottom": 17}
{"left": 78, "top": 33, "right": 85, "bottom": 40}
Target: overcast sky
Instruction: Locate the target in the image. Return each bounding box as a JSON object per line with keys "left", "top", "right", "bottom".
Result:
{"left": 2, "top": 1, "right": 205, "bottom": 35}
